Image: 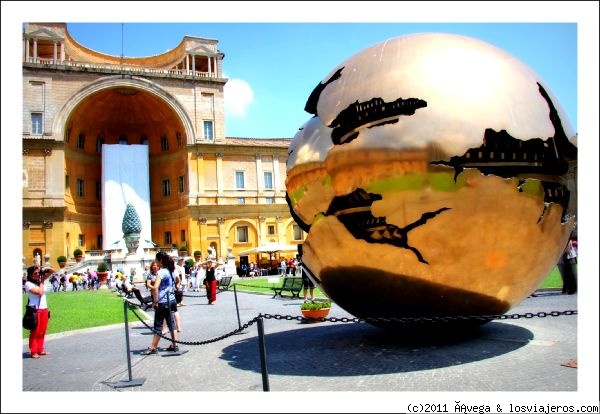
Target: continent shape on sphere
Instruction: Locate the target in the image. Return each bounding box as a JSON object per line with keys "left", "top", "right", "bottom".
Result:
{"left": 285, "top": 32, "right": 577, "bottom": 330}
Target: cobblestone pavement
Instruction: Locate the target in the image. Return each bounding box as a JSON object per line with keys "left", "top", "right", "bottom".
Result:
{"left": 17, "top": 287, "right": 591, "bottom": 410}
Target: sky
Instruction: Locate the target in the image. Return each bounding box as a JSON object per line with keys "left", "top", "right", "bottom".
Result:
{"left": 1, "top": 2, "right": 599, "bottom": 412}
{"left": 64, "top": 21, "right": 580, "bottom": 139}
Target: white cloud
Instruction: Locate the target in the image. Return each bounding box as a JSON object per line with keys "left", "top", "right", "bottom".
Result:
{"left": 224, "top": 77, "right": 254, "bottom": 118}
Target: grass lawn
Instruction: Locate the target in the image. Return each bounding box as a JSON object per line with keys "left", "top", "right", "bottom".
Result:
{"left": 232, "top": 277, "right": 328, "bottom": 299}
{"left": 232, "top": 267, "right": 564, "bottom": 295}
{"left": 22, "top": 288, "right": 144, "bottom": 338}
{"left": 538, "top": 266, "right": 564, "bottom": 289}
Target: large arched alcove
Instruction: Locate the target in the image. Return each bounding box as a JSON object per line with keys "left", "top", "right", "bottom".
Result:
{"left": 62, "top": 82, "right": 191, "bottom": 249}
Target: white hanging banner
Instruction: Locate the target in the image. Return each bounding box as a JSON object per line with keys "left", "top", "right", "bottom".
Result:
{"left": 101, "top": 144, "right": 152, "bottom": 252}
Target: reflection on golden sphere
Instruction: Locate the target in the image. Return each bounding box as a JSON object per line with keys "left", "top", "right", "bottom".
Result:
{"left": 286, "top": 33, "right": 577, "bottom": 328}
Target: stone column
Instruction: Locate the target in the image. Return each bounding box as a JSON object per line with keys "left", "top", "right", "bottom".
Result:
{"left": 255, "top": 154, "right": 263, "bottom": 195}
{"left": 216, "top": 153, "right": 224, "bottom": 198}
{"left": 273, "top": 155, "right": 281, "bottom": 193}
{"left": 25, "top": 37, "right": 30, "bottom": 62}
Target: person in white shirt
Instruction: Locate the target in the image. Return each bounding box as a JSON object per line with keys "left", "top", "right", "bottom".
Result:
{"left": 24, "top": 265, "right": 56, "bottom": 358}
{"left": 175, "top": 257, "right": 186, "bottom": 305}
{"left": 280, "top": 259, "right": 287, "bottom": 275}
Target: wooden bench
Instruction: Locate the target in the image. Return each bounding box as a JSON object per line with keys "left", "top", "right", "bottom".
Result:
{"left": 271, "top": 277, "right": 303, "bottom": 298}
{"left": 217, "top": 276, "right": 233, "bottom": 291}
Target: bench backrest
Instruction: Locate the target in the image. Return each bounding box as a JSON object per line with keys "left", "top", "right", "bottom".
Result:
{"left": 291, "top": 277, "right": 304, "bottom": 290}
{"left": 281, "top": 277, "right": 295, "bottom": 289}
{"left": 219, "top": 276, "right": 232, "bottom": 286}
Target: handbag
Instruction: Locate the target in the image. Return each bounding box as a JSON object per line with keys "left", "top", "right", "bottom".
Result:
{"left": 22, "top": 300, "right": 38, "bottom": 330}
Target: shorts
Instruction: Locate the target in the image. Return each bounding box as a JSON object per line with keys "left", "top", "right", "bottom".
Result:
{"left": 302, "top": 276, "right": 314, "bottom": 289}
{"left": 153, "top": 303, "right": 175, "bottom": 332}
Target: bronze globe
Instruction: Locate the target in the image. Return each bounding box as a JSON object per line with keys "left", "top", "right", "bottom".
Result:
{"left": 286, "top": 33, "right": 577, "bottom": 328}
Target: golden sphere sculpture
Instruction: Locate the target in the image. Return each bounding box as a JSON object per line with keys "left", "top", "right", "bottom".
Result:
{"left": 286, "top": 33, "right": 577, "bottom": 328}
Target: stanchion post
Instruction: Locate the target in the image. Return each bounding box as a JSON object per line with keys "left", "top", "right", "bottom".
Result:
{"left": 115, "top": 300, "right": 145, "bottom": 388}
{"left": 257, "top": 316, "right": 270, "bottom": 391}
{"left": 234, "top": 284, "right": 242, "bottom": 330}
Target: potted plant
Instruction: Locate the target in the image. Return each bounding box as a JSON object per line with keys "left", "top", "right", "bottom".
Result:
{"left": 179, "top": 245, "right": 188, "bottom": 256}
{"left": 96, "top": 262, "right": 109, "bottom": 287}
{"left": 73, "top": 248, "right": 83, "bottom": 263}
{"left": 57, "top": 255, "right": 67, "bottom": 268}
{"left": 301, "top": 300, "right": 332, "bottom": 321}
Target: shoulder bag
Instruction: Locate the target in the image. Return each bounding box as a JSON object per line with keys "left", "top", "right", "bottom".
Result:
{"left": 22, "top": 298, "right": 38, "bottom": 330}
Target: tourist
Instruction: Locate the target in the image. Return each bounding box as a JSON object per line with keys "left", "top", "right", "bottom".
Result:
{"left": 141, "top": 252, "right": 181, "bottom": 355}
{"left": 557, "top": 238, "right": 577, "bottom": 295}
{"left": 204, "top": 259, "right": 217, "bottom": 304}
{"left": 24, "top": 265, "right": 55, "bottom": 358}
{"left": 300, "top": 259, "right": 315, "bottom": 302}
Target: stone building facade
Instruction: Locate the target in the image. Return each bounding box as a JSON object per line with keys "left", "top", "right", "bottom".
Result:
{"left": 22, "top": 23, "right": 301, "bottom": 269}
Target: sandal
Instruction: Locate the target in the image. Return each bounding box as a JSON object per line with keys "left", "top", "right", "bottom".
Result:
{"left": 31, "top": 353, "right": 40, "bottom": 359}
{"left": 166, "top": 344, "right": 179, "bottom": 352}
{"left": 39, "top": 351, "right": 49, "bottom": 356}
{"left": 140, "top": 348, "right": 158, "bottom": 355}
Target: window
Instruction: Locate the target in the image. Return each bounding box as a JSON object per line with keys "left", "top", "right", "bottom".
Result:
{"left": 162, "top": 179, "right": 171, "bottom": 196}
{"left": 265, "top": 197, "right": 274, "bottom": 204}
{"left": 236, "top": 226, "right": 249, "bottom": 243}
{"left": 31, "top": 113, "right": 43, "bottom": 135}
{"left": 293, "top": 224, "right": 304, "bottom": 241}
{"left": 65, "top": 174, "right": 69, "bottom": 189}
{"left": 118, "top": 135, "right": 128, "bottom": 145}
{"left": 264, "top": 171, "right": 273, "bottom": 189}
{"left": 267, "top": 225, "right": 275, "bottom": 235}
{"left": 97, "top": 235, "right": 103, "bottom": 250}
{"left": 78, "top": 234, "right": 85, "bottom": 247}
{"left": 164, "top": 231, "right": 172, "bottom": 245}
{"left": 203, "top": 120, "right": 213, "bottom": 141}
{"left": 65, "top": 127, "right": 71, "bottom": 143}
{"left": 176, "top": 132, "right": 183, "bottom": 147}
{"left": 77, "top": 179, "right": 85, "bottom": 197}
{"left": 161, "top": 134, "right": 169, "bottom": 151}
{"left": 77, "top": 133, "right": 85, "bottom": 149}
{"left": 178, "top": 175, "right": 185, "bottom": 193}
{"left": 96, "top": 181, "right": 101, "bottom": 200}
{"left": 180, "top": 230, "right": 186, "bottom": 243}
{"left": 237, "top": 197, "right": 245, "bottom": 204}
{"left": 140, "top": 134, "right": 148, "bottom": 145}
{"left": 96, "top": 136, "right": 104, "bottom": 153}
{"left": 235, "top": 171, "right": 245, "bottom": 189}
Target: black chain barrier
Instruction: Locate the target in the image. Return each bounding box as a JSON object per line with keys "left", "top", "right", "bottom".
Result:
{"left": 126, "top": 300, "right": 260, "bottom": 345}
{"left": 124, "top": 299, "right": 577, "bottom": 347}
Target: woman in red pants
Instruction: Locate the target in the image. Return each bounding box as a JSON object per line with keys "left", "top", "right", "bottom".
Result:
{"left": 204, "top": 259, "right": 217, "bottom": 304}
{"left": 24, "top": 265, "right": 55, "bottom": 358}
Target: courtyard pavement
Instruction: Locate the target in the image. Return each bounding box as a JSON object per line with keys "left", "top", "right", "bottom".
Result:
{"left": 18, "top": 285, "right": 590, "bottom": 411}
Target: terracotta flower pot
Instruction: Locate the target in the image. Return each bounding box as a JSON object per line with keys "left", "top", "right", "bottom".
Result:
{"left": 301, "top": 308, "right": 331, "bottom": 321}
{"left": 97, "top": 271, "right": 109, "bottom": 289}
